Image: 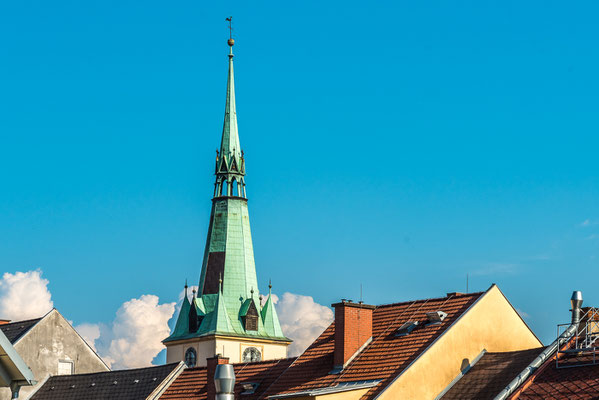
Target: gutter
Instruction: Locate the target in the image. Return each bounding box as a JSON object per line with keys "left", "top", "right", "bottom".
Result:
{"left": 493, "top": 290, "right": 583, "bottom": 400}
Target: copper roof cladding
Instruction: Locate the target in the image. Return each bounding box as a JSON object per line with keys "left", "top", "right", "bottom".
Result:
{"left": 440, "top": 348, "right": 545, "bottom": 400}
{"left": 160, "top": 357, "right": 296, "bottom": 400}
{"left": 262, "top": 291, "right": 483, "bottom": 400}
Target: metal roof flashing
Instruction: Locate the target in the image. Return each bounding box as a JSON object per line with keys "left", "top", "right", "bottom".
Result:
{"left": 268, "top": 380, "right": 382, "bottom": 399}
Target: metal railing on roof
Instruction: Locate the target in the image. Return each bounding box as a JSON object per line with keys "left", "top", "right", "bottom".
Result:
{"left": 556, "top": 307, "right": 599, "bottom": 368}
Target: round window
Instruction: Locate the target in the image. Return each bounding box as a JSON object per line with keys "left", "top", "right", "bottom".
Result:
{"left": 242, "top": 347, "right": 262, "bottom": 363}
{"left": 184, "top": 347, "right": 197, "bottom": 367}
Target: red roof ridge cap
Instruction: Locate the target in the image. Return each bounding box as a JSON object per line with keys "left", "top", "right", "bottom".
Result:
{"left": 374, "top": 291, "right": 484, "bottom": 309}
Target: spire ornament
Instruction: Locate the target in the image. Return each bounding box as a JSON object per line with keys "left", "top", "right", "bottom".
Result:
{"left": 226, "top": 16, "right": 234, "bottom": 47}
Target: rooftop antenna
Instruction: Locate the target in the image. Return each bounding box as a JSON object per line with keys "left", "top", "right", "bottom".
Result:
{"left": 466, "top": 273, "right": 469, "bottom": 294}
{"left": 359, "top": 283, "right": 363, "bottom": 304}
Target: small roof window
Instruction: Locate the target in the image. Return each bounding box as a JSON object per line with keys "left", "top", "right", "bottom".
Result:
{"left": 396, "top": 321, "right": 419, "bottom": 336}
{"left": 241, "top": 382, "right": 259, "bottom": 395}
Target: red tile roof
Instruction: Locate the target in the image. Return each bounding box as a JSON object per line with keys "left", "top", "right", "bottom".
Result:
{"left": 160, "top": 357, "right": 296, "bottom": 400}
{"left": 515, "top": 355, "right": 599, "bottom": 399}
{"left": 440, "top": 348, "right": 544, "bottom": 400}
{"left": 263, "top": 291, "right": 483, "bottom": 400}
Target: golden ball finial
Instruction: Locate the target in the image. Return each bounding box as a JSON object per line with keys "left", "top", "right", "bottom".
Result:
{"left": 228, "top": 38, "right": 235, "bottom": 47}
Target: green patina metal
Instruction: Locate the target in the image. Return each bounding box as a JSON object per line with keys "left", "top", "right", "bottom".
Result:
{"left": 261, "top": 284, "right": 285, "bottom": 338}
{"left": 165, "top": 41, "right": 289, "bottom": 344}
{"left": 170, "top": 284, "right": 191, "bottom": 337}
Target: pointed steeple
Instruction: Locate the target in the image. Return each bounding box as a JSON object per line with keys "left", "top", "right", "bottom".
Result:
{"left": 169, "top": 281, "right": 191, "bottom": 337}
{"left": 261, "top": 281, "right": 285, "bottom": 337}
{"left": 165, "top": 33, "right": 291, "bottom": 360}
{"left": 220, "top": 41, "right": 241, "bottom": 165}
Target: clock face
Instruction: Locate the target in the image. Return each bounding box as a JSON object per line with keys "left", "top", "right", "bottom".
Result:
{"left": 184, "top": 347, "right": 197, "bottom": 367}
{"left": 242, "top": 347, "right": 262, "bottom": 363}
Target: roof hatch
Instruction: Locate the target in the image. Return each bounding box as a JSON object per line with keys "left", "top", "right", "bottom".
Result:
{"left": 426, "top": 311, "right": 448, "bottom": 325}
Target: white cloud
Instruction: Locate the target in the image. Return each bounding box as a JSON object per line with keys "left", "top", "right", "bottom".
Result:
{"left": 0, "top": 270, "right": 53, "bottom": 321}
{"left": 2, "top": 269, "right": 329, "bottom": 366}
{"left": 580, "top": 219, "right": 599, "bottom": 227}
{"left": 274, "top": 292, "right": 333, "bottom": 357}
{"left": 516, "top": 308, "right": 530, "bottom": 319}
{"left": 79, "top": 295, "right": 176, "bottom": 370}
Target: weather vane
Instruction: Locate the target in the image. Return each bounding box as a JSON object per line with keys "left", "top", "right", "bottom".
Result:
{"left": 225, "top": 16, "right": 234, "bottom": 46}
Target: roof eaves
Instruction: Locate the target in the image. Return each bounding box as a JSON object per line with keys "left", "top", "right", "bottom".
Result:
{"left": 268, "top": 379, "right": 382, "bottom": 399}
{"left": 373, "top": 288, "right": 490, "bottom": 400}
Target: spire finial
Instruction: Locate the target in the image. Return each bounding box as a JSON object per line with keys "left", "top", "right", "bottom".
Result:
{"left": 192, "top": 288, "right": 196, "bottom": 299}
{"left": 219, "top": 273, "right": 223, "bottom": 293}
{"left": 250, "top": 287, "right": 254, "bottom": 298}
{"left": 226, "top": 16, "right": 234, "bottom": 47}
{"left": 184, "top": 279, "right": 188, "bottom": 298}
{"left": 269, "top": 279, "right": 272, "bottom": 294}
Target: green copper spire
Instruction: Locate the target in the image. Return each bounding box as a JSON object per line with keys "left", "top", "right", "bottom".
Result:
{"left": 219, "top": 44, "right": 242, "bottom": 170}
{"left": 165, "top": 37, "right": 290, "bottom": 345}
{"left": 171, "top": 281, "right": 191, "bottom": 337}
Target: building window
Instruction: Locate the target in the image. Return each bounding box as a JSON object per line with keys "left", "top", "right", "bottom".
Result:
{"left": 185, "top": 347, "right": 197, "bottom": 367}
{"left": 242, "top": 300, "right": 259, "bottom": 332}
{"left": 57, "top": 360, "right": 73, "bottom": 375}
{"left": 242, "top": 347, "right": 261, "bottom": 363}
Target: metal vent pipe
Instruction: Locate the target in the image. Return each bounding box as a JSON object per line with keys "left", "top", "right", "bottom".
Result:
{"left": 571, "top": 290, "right": 583, "bottom": 325}
{"left": 214, "top": 363, "right": 235, "bottom": 400}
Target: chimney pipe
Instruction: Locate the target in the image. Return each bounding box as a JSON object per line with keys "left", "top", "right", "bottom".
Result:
{"left": 207, "top": 355, "right": 230, "bottom": 400}
{"left": 571, "top": 290, "right": 583, "bottom": 325}
{"left": 214, "top": 364, "right": 235, "bottom": 400}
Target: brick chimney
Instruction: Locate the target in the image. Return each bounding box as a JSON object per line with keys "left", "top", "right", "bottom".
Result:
{"left": 207, "top": 354, "right": 229, "bottom": 399}
{"left": 332, "top": 300, "right": 375, "bottom": 370}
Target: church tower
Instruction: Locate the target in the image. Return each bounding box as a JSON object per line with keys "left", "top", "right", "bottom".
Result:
{"left": 163, "top": 35, "right": 291, "bottom": 367}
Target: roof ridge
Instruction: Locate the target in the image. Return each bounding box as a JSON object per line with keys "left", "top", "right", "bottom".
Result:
{"left": 375, "top": 291, "right": 483, "bottom": 309}
{"left": 47, "top": 362, "right": 180, "bottom": 379}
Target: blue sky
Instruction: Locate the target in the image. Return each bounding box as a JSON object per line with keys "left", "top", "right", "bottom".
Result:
{"left": 1, "top": 0, "right": 598, "bottom": 347}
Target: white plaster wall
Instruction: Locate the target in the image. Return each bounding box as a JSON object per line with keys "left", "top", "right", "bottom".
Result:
{"left": 166, "top": 337, "right": 289, "bottom": 367}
